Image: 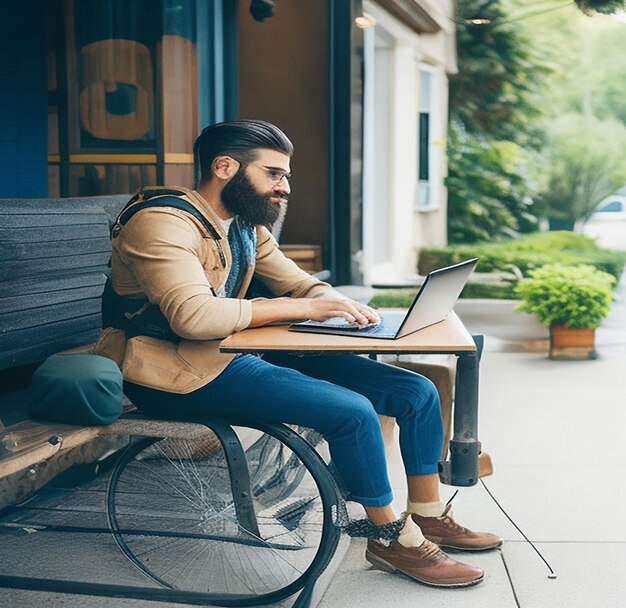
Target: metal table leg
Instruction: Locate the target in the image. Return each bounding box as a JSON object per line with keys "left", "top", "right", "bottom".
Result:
{"left": 438, "top": 335, "right": 483, "bottom": 486}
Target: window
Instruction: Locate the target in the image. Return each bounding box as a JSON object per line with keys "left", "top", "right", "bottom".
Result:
{"left": 416, "top": 66, "right": 438, "bottom": 211}
{"left": 597, "top": 200, "right": 624, "bottom": 213}
{"left": 48, "top": 0, "right": 203, "bottom": 196}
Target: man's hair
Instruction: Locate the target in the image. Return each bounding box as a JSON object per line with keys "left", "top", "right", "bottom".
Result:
{"left": 193, "top": 119, "right": 293, "bottom": 185}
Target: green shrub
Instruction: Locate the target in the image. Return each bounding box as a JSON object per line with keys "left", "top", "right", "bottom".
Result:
{"left": 368, "top": 281, "right": 517, "bottom": 309}
{"left": 419, "top": 231, "right": 626, "bottom": 281}
{"left": 514, "top": 264, "right": 615, "bottom": 328}
{"left": 369, "top": 289, "right": 418, "bottom": 309}
{"left": 461, "top": 282, "right": 517, "bottom": 299}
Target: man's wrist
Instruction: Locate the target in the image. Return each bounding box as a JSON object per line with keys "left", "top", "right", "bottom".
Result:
{"left": 309, "top": 287, "right": 348, "bottom": 300}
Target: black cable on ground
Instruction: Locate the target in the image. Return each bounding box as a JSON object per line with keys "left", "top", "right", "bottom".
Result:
{"left": 481, "top": 478, "right": 557, "bottom": 579}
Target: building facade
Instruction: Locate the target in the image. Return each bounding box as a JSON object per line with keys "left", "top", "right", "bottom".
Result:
{"left": 0, "top": 0, "right": 456, "bottom": 285}
{"left": 361, "top": 0, "right": 457, "bottom": 285}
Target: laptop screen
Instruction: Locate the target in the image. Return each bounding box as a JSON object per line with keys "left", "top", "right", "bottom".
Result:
{"left": 288, "top": 257, "right": 478, "bottom": 340}
{"left": 395, "top": 257, "right": 478, "bottom": 338}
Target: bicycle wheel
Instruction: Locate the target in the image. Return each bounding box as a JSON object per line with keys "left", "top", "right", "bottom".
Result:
{"left": 106, "top": 421, "right": 343, "bottom": 606}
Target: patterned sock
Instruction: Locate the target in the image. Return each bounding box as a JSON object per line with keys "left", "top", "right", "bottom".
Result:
{"left": 397, "top": 515, "right": 427, "bottom": 548}
{"left": 406, "top": 500, "right": 445, "bottom": 518}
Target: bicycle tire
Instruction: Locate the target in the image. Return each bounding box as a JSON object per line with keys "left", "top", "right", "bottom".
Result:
{"left": 106, "top": 420, "right": 343, "bottom": 607}
{"left": 248, "top": 427, "right": 324, "bottom": 505}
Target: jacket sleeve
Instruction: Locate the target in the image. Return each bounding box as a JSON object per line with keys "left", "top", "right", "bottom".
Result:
{"left": 253, "top": 226, "right": 337, "bottom": 298}
{"left": 114, "top": 208, "right": 252, "bottom": 340}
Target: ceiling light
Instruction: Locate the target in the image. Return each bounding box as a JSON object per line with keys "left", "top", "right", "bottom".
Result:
{"left": 355, "top": 13, "right": 376, "bottom": 29}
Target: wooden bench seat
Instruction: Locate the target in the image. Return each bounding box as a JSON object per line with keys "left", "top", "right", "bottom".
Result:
{"left": 0, "top": 195, "right": 127, "bottom": 506}
{"left": 1, "top": 418, "right": 103, "bottom": 478}
{"left": 0, "top": 402, "right": 233, "bottom": 509}
{"left": 0, "top": 195, "right": 352, "bottom": 606}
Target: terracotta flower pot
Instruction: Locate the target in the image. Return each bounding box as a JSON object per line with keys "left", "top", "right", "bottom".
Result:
{"left": 549, "top": 324, "right": 597, "bottom": 360}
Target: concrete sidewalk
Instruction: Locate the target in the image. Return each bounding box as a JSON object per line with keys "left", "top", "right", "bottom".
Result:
{"left": 1, "top": 282, "right": 624, "bottom": 607}
{"left": 5, "top": 345, "right": 622, "bottom": 608}
{"left": 320, "top": 281, "right": 626, "bottom": 608}
{"left": 2, "top": 341, "right": 624, "bottom": 608}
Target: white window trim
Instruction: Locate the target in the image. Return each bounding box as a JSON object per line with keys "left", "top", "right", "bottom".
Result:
{"left": 416, "top": 63, "right": 441, "bottom": 212}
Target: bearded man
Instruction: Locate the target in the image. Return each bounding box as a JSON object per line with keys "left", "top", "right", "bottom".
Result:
{"left": 96, "top": 119, "right": 500, "bottom": 589}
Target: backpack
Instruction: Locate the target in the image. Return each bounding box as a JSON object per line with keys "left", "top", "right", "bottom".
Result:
{"left": 102, "top": 188, "right": 225, "bottom": 341}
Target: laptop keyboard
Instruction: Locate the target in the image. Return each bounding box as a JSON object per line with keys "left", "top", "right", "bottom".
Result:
{"left": 360, "top": 312, "right": 404, "bottom": 336}
{"left": 354, "top": 321, "right": 392, "bottom": 335}
{"left": 291, "top": 311, "right": 405, "bottom": 338}
{"left": 331, "top": 311, "right": 404, "bottom": 336}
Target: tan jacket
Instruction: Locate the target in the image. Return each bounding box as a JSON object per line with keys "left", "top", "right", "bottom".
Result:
{"left": 94, "top": 187, "right": 333, "bottom": 393}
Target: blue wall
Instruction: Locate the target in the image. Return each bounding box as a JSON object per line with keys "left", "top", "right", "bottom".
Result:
{"left": 0, "top": 1, "right": 48, "bottom": 197}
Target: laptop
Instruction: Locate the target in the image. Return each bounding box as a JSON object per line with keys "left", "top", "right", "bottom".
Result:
{"left": 289, "top": 258, "right": 478, "bottom": 340}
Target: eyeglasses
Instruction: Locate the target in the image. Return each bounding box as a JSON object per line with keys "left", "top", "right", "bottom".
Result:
{"left": 248, "top": 163, "right": 291, "bottom": 184}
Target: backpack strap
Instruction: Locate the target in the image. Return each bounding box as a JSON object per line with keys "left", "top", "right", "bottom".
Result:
{"left": 104, "top": 188, "right": 226, "bottom": 341}
{"left": 112, "top": 188, "right": 226, "bottom": 268}
{"left": 116, "top": 189, "right": 221, "bottom": 239}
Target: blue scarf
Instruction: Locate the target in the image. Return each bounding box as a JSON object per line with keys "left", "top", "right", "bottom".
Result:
{"left": 224, "top": 219, "right": 257, "bottom": 297}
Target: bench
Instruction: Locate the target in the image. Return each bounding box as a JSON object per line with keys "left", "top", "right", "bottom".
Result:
{"left": 0, "top": 195, "right": 350, "bottom": 607}
{"left": 0, "top": 195, "right": 333, "bottom": 505}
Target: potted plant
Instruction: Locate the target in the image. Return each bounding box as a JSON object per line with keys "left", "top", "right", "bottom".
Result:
{"left": 515, "top": 264, "right": 615, "bottom": 359}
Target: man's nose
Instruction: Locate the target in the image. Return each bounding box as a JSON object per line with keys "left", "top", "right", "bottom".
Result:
{"left": 274, "top": 178, "right": 290, "bottom": 195}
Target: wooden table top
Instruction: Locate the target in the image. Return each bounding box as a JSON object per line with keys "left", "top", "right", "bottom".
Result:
{"left": 220, "top": 311, "right": 476, "bottom": 355}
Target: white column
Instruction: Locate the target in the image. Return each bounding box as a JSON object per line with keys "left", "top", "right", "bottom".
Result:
{"left": 388, "top": 42, "right": 418, "bottom": 279}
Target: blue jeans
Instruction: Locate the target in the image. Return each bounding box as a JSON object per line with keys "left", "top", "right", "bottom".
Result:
{"left": 124, "top": 353, "right": 443, "bottom": 507}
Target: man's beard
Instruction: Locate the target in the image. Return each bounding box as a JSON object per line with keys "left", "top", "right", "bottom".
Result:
{"left": 221, "top": 170, "right": 284, "bottom": 228}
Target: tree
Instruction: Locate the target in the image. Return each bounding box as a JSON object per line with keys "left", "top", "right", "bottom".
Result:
{"left": 523, "top": 7, "right": 626, "bottom": 126}
{"left": 446, "top": 0, "right": 626, "bottom": 242}
{"left": 574, "top": 0, "right": 626, "bottom": 15}
{"left": 534, "top": 113, "right": 626, "bottom": 225}
{"left": 502, "top": 2, "right": 626, "bottom": 227}
{"left": 447, "top": 121, "right": 537, "bottom": 243}
{"left": 450, "top": 0, "right": 547, "bottom": 144}
{"left": 446, "top": 0, "right": 547, "bottom": 242}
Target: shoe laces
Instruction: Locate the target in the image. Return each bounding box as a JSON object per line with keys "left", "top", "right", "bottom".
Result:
{"left": 438, "top": 502, "right": 467, "bottom": 533}
{"left": 418, "top": 540, "right": 445, "bottom": 562}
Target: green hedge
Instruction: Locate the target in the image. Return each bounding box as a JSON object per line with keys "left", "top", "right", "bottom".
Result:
{"left": 418, "top": 231, "right": 626, "bottom": 282}
{"left": 369, "top": 289, "right": 418, "bottom": 309}
{"left": 461, "top": 281, "right": 517, "bottom": 299}
{"left": 369, "top": 281, "right": 518, "bottom": 308}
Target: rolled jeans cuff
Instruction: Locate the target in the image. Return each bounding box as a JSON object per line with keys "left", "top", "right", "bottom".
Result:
{"left": 350, "top": 490, "right": 394, "bottom": 508}
{"left": 404, "top": 463, "right": 440, "bottom": 476}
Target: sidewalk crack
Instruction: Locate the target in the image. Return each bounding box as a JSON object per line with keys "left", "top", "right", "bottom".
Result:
{"left": 500, "top": 549, "right": 522, "bottom": 608}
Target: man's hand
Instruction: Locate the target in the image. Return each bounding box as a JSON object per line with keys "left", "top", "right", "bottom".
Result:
{"left": 249, "top": 297, "right": 380, "bottom": 328}
{"left": 300, "top": 298, "right": 380, "bottom": 326}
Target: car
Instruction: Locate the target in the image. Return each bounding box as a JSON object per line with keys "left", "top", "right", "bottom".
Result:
{"left": 589, "top": 194, "right": 626, "bottom": 221}
{"left": 584, "top": 192, "right": 626, "bottom": 250}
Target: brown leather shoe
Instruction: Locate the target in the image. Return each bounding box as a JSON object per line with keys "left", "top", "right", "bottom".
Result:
{"left": 411, "top": 505, "right": 503, "bottom": 551}
{"left": 366, "top": 539, "right": 484, "bottom": 588}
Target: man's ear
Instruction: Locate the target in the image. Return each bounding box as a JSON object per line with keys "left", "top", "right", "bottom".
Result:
{"left": 212, "top": 156, "right": 240, "bottom": 180}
